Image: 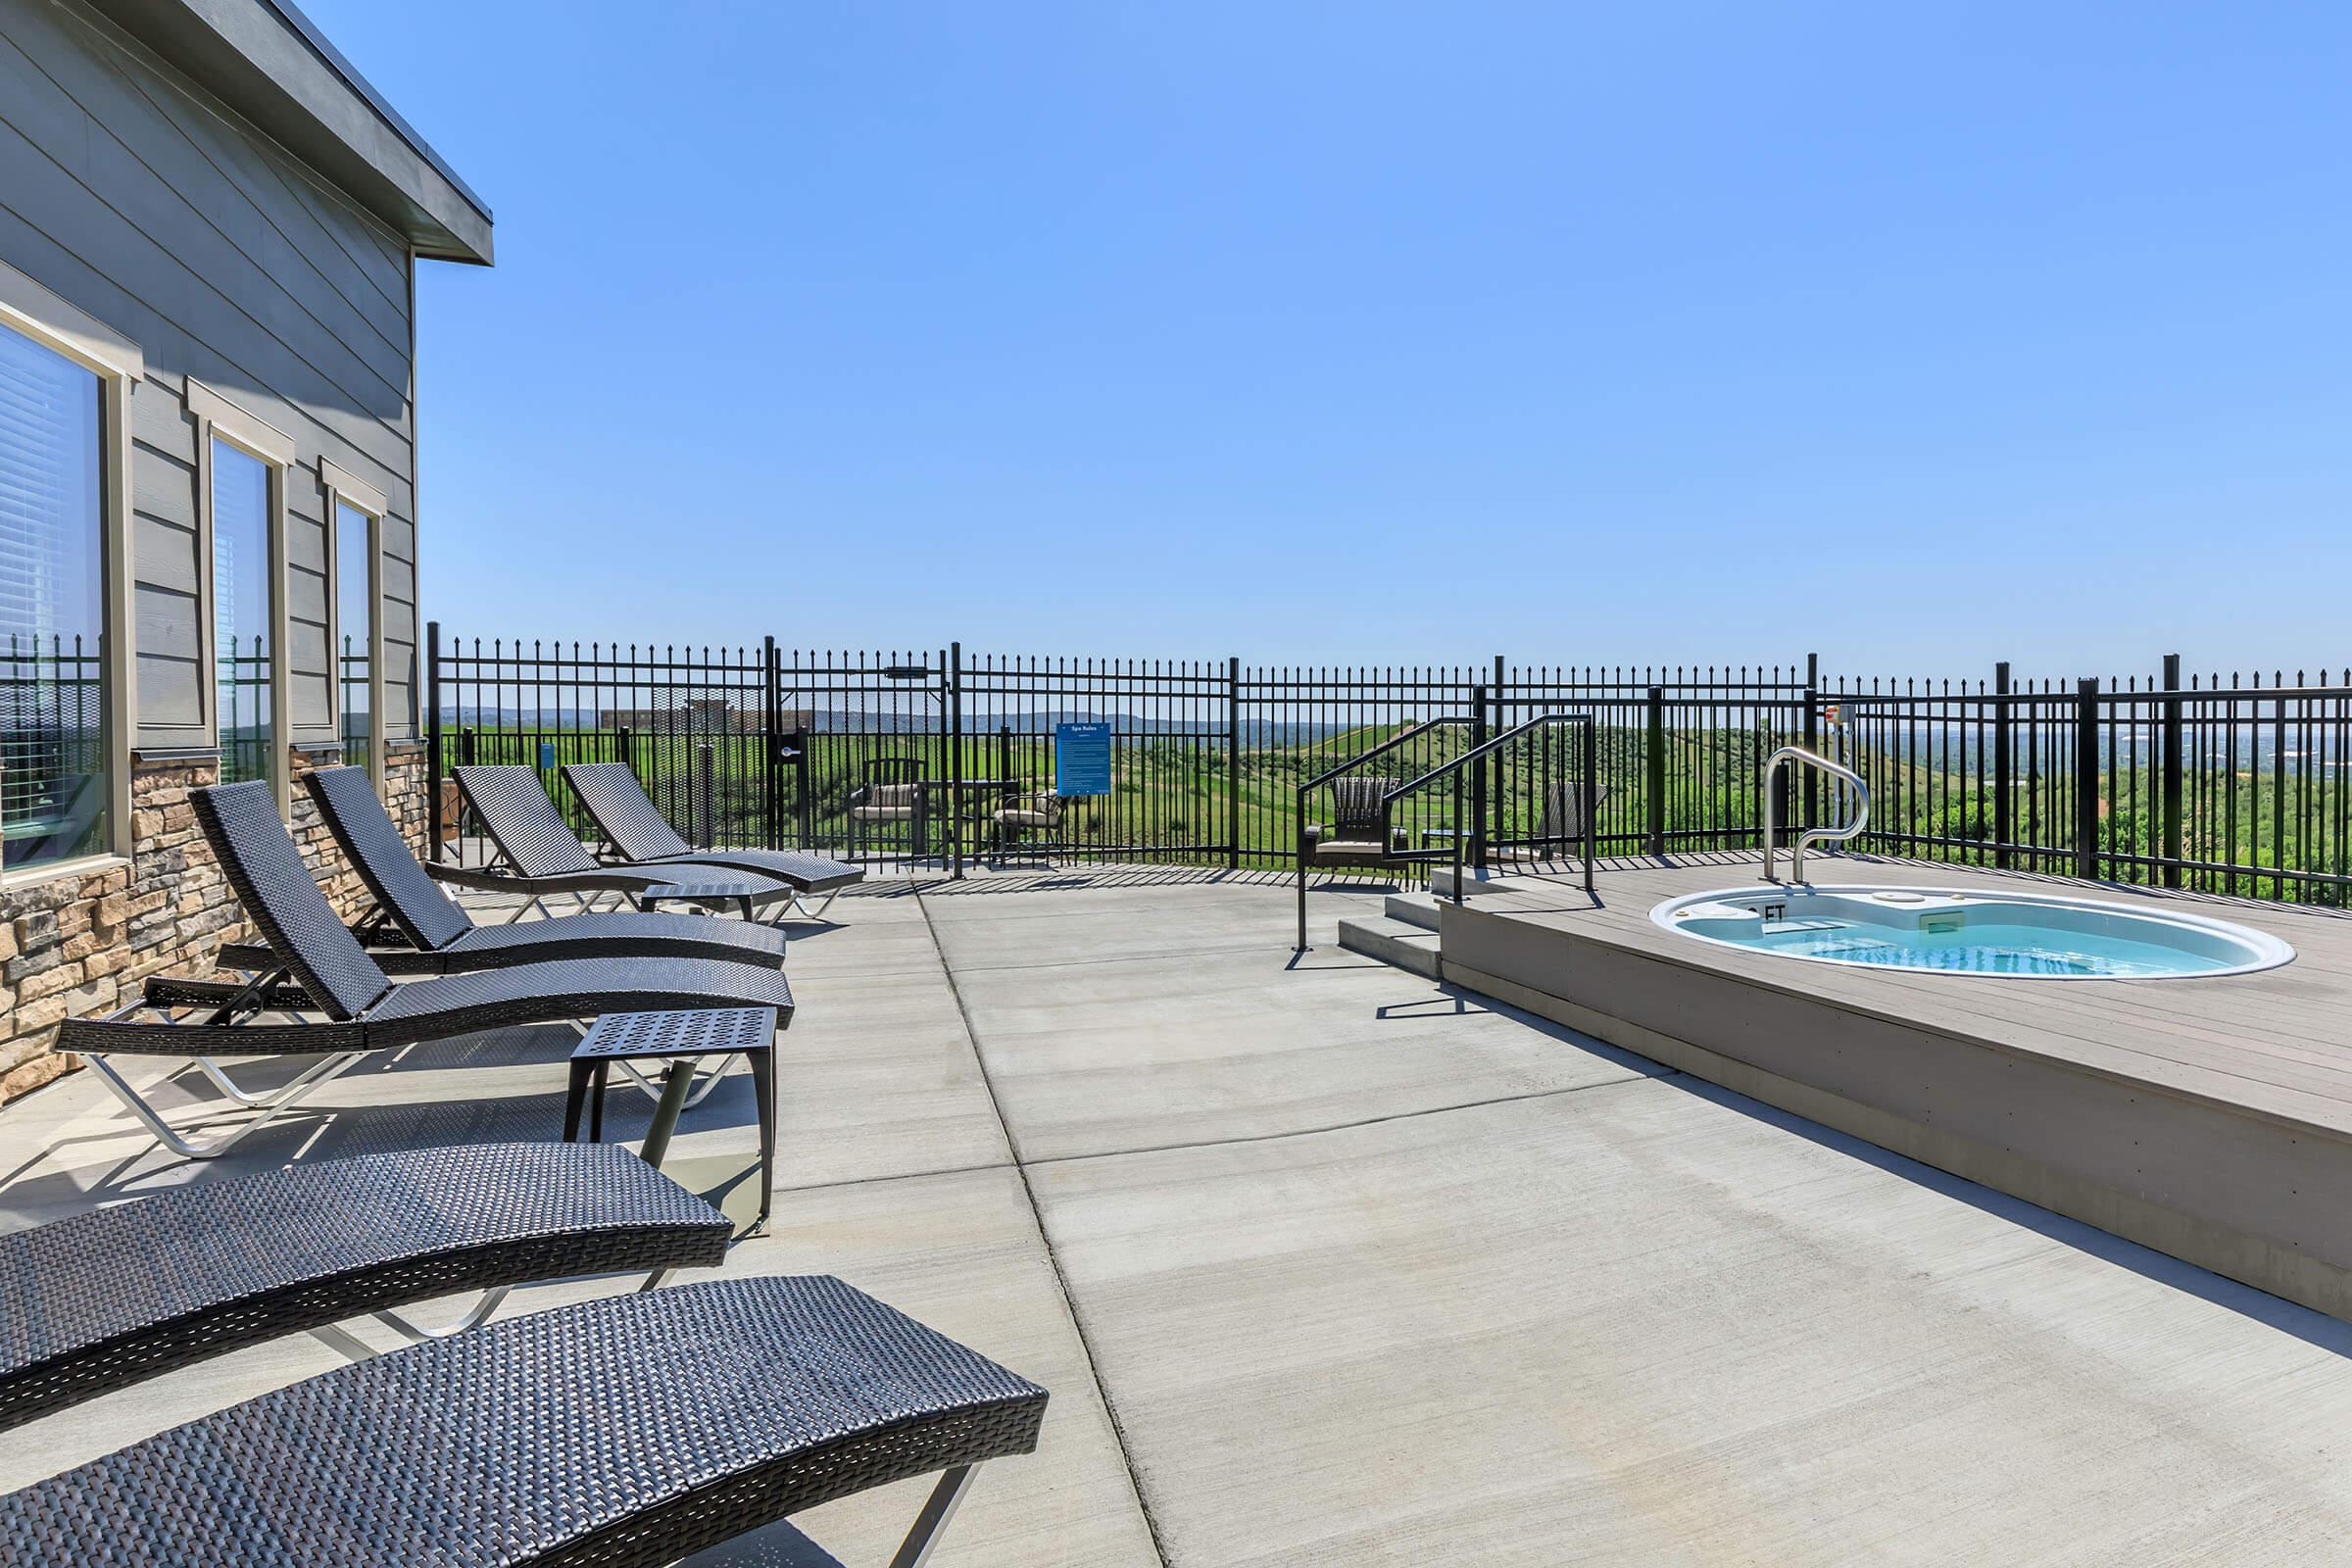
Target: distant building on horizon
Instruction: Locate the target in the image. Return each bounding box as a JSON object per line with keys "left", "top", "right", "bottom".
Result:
{"left": 599, "top": 699, "right": 814, "bottom": 735}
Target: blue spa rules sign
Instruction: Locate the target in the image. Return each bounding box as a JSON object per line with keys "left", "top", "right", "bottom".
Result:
{"left": 1054, "top": 722, "right": 1112, "bottom": 797}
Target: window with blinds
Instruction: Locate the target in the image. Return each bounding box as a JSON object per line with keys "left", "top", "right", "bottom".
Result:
{"left": 0, "top": 323, "right": 106, "bottom": 871}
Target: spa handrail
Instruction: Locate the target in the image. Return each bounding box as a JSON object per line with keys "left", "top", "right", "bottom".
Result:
{"left": 1387, "top": 712, "right": 1599, "bottom": 910}
{"left": 1295, "top": 717, "right": 1480, "bottom": 950}
{"left": 1761, "top": 745, "right": 1869, "bottom": 886}
{"left": 1296, "top": 716, "right": 1479, "bottom": 794}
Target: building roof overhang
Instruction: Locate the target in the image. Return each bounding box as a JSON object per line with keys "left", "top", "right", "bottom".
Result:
{"left": 80, "top": 0, "right": 494, "bottom": 265}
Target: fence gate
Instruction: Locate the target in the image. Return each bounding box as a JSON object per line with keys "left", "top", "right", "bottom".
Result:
{"left": 774, "top": 649, "right": 952, "bottom": 864}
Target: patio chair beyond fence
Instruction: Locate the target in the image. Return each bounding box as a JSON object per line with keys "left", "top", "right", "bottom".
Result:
{"left": 1300, "top": 774, "right": 1405, "bottom": 869}
{"left": 214, "top": 766, "right": 791, "bottom": 976}
{"left": 0, "top": 1142, "right": 728, "bottom": 1434}
{"left": 2, "top": 1275, "right": 1049, "bottom": 1567}
{"left": 62, "top": 780, "right": 796, "bottom": 1160}
{"left": 847, "top": 757, "right": 928, "bottom": 861}
{"left": 561, "top": 760, "right": 865, "bottom": 916}
{"left": 993, "top": 788, "right": 1064, "bottom": 860}
{"left": 1536, "top": 779, "right": 1609, "bottom": 855}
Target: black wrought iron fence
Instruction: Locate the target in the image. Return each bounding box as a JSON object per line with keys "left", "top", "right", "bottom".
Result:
{"left": 420, "top": 626, "right": 2352, "bottom": 905}
{"left": 339, "top": 640, "right": 370, "bottom": 777}
{"left": 1828, "top": 661, "right": 2352, "bottom": 902}
{"left": 0, "top": 634, "right": 105, "bottom": 870}
{"left": 429, "top": 636, "right": 783, "bottom": 855}
{"left": 218, "top": 638, "right": 273, "bottom": 791}
{"left": 1502, "top": 666, "right": 1814, "bottom": 856}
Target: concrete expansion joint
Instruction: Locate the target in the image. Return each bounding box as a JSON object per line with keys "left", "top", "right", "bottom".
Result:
{"left": 1021, "top": 1069, "right": 1672, "bottom": 1171}
{"left": 947, "top": 940, "right": 1292, "bottom": 977}
{"left": 912, "top": 880, "right": 1178, "bottom": 1568}
{"left": 906, "top": 882, "right": 1683, "bottom": 1568}
{"left": 765, "top": 1158, "right": 1020, "bottom": 1200}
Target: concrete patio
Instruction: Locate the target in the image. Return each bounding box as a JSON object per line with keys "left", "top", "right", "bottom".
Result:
{"left": 7, "top": 867, "right": 2352, "bottom": 1564}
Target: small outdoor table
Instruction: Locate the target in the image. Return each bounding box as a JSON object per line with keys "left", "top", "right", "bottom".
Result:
{"left": 631, "top": 879, "right": 766, "bottom": 921}
{"left": 564, "top": 1007, "right": 779, "bottom": 1227}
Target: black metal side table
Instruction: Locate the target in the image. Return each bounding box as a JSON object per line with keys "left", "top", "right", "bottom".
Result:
{"left": 632, "top": 880, "right": 766, "bottom": 921}
{"left": 564, "top": 1007, "right": 779, "bottom": 1227}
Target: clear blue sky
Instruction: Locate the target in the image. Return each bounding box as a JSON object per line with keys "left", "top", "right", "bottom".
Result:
{"left": 304, "top": 0, "right": 2350, "bottom": 679}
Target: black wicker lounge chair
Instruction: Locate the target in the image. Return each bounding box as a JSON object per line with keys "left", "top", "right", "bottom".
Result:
{"left": 449, "top": 763, "right": 804, "bottom": 921}
{"left": 0, "top": 1142, "right": 728, "bottom": 1435}
{"left": 213, "top": 766, "right": 790, "bottom": 977}
{"left": 62, "top": 780, "right": 795, "bottom": 1159}
{"left": 2, "top": 1275, "right": 1049, "bottom": 1567}
{"left": 561, "top": 760, "right": 866, "bottom": 915}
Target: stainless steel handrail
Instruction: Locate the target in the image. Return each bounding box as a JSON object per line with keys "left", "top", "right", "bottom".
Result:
{"left": 1761, "top": 745, "right": 1869, "bottom": 885}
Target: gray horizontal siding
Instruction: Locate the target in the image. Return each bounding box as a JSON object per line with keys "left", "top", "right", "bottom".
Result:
{"left": 127, "top": 443, "right": 193, "bottom": 526}
{"left": 373, "top": 508, "right": 416, "bottom": 735}
{"left": 383, "top": 547, "right": 417, "bottom": 736}
{"left": 284, "top": 479, "right": 328, "bottom": 736}
{"left": 0, "top": 0, "right": 423, "bottom": 750}
{"left": 129, "top": 367, "right": 192, "bottom": 457}
{"left": 130, "top": 513, "right": 194, "bottom": 594}
{"left": 0, "top": 9, "right": 414, "bottom": 463}
{"left": 128, "top": 372, "right": 198, "bottom": 731}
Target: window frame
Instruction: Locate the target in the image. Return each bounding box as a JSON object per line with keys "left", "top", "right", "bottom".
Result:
{"left": 0, "top": 259, "right": 138, "bottom": 887}
{"left": 189, "top": 381, "right": 294, "bottom": 818}
{"left": 319, "top": 459, "right": 388, "bottom": 794}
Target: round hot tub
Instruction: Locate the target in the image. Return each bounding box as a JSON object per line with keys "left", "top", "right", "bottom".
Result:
{"left": 1650, "top": 885, "right": 2293, "bottom": 980}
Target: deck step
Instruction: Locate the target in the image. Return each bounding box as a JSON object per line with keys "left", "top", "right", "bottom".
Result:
{"left": 1383, "top": 892, "right": 1445, "bottom": 932}
{"left": 1336, "top": 915, "right": 1443, "bottom": 979}
{"left": 1428, "top": 866, "right": 1545, "bottom": 900}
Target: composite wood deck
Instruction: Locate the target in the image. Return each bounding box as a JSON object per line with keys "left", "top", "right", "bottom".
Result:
{"left": 1440, "top": 851, "right": 2352, "bottom": 1317}
{"left": 1459, "top": 851, "right": 2352, "bottom": 1139}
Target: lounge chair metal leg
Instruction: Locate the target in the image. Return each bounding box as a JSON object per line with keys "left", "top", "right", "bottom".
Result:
{"left": 374, "top": 1285, "right": 513, "bottom": 1345}
{"left": 888, "top": 1465, "right": 980, "bottom": 1568}
{"left": 190, "top": 1054, "right": 332, "bottom": 1110}
{"left": 611, "top": 1052, "right": 737, "bottom": 1108}
{"left": 306, "top": 1285, "right": 516, "bottom": 1362}
{"left": 83, "top": 1048, "right": 367, "bottom": 1160}
{"left": 785, "top": 888, "right": 843, "bottom": 921}
{"left": 308, "top": 1321, "right": 379, "bottom": 1364}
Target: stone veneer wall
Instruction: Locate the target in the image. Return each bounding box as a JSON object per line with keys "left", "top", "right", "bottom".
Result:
{"left": 0, "top": 744, "right": 429, "bottom": 1103}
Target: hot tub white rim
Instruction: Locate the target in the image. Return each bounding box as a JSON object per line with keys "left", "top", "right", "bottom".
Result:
{"left": 1647, "top": 883, "right": 2297, "bottom": 981}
